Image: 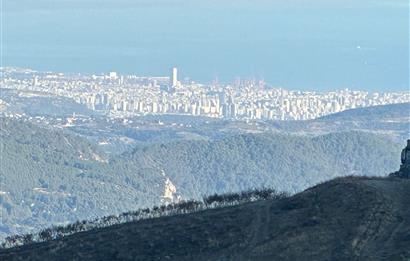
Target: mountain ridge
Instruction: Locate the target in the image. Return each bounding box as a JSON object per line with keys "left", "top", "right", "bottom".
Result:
{"left": 2, "top": 176, "right": 409, "bottom": 260}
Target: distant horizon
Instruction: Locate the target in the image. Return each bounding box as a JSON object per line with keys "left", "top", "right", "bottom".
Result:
{"left": 3, "top": 0, "right": 409, "bottom": 92}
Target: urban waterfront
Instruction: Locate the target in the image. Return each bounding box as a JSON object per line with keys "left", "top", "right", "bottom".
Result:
{"left": 1, "top": 67, "right": 409, "bottom": 121}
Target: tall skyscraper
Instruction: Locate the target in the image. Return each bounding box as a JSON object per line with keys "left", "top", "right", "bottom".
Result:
{"left": 171, "top": 67, "right": 178, "bottom": 87}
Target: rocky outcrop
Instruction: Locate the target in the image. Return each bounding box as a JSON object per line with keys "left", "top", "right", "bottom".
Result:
{"left": 162, "top": 178, "right": 177, "bottom": 202}
{"left": 160, "top": 169, "right": 181, "bottom": 204}
{"left": 390, "top": 139, "right": 410, "bottom": 178}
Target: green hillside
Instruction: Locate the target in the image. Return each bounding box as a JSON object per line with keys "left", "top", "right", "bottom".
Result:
{"left": 0, "top": 118, "right": 164, "bottom": 239}
{"left": 0, "top": 118, "right": 403, "bottom": 240}
{"left": 128, "top": 132, "right": 402, "bottom": 198}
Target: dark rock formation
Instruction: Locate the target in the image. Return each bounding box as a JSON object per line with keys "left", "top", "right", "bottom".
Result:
{"left": 390, "top": 139, "right": 410, "bottom": 178}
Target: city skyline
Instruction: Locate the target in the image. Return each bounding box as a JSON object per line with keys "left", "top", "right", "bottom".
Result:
{"left": 1, "top": 66, "right": 409, "bottom": 121}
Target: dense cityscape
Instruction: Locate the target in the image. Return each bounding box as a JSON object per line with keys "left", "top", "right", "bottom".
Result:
{"left": 1, "top": 67, "right": 409, "bottom": 121}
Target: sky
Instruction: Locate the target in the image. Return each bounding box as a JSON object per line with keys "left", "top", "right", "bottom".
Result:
{"left": 2, "top": 0, "right": 409, "bottom": 91}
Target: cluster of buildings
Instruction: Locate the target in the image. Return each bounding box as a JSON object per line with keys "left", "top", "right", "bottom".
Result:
{"left": 1, "top": 67, "right": 409, "bottom": 121}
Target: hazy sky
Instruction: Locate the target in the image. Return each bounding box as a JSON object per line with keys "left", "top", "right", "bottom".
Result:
{"left": 3, "top": 0, "right": 409, "bottom": 91}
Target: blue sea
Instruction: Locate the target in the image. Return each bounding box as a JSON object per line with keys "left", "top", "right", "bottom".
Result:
{"left": 3, "top": 0, "right": 409, "bottom": 91}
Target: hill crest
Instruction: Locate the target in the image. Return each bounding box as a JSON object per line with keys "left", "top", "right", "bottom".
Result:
{"left": 2, "top": 176, "right": 409, "bottom": 261}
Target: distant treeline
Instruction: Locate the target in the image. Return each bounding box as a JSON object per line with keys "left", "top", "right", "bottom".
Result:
{"left": 0, "top": 188, "right": 287, "bottom": 249}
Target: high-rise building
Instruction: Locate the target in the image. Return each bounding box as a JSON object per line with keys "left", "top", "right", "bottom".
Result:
{"left": 171, "top": 67, "right": 178, "bottom": 87}
{"left": 109, "top": 72, "right": 118, "bottom": 80}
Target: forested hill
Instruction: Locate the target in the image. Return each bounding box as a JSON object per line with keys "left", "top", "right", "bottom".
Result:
{"left": 0, "top": 117, "right": 403, "bottom": 241}
{"left": 269, "top": 102, "right": 410, "bottom": 142}
{"left": 128, "top": 132, "right": 402, "bottom": 198}
{"left": 318, "top": 102, "right": 410, "bottom": 121}
{"left": 0, "top": 118, "right": 165, "bottom": 239}
{"left": 2, "top": 176, "right": 409, "bottom": 260}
